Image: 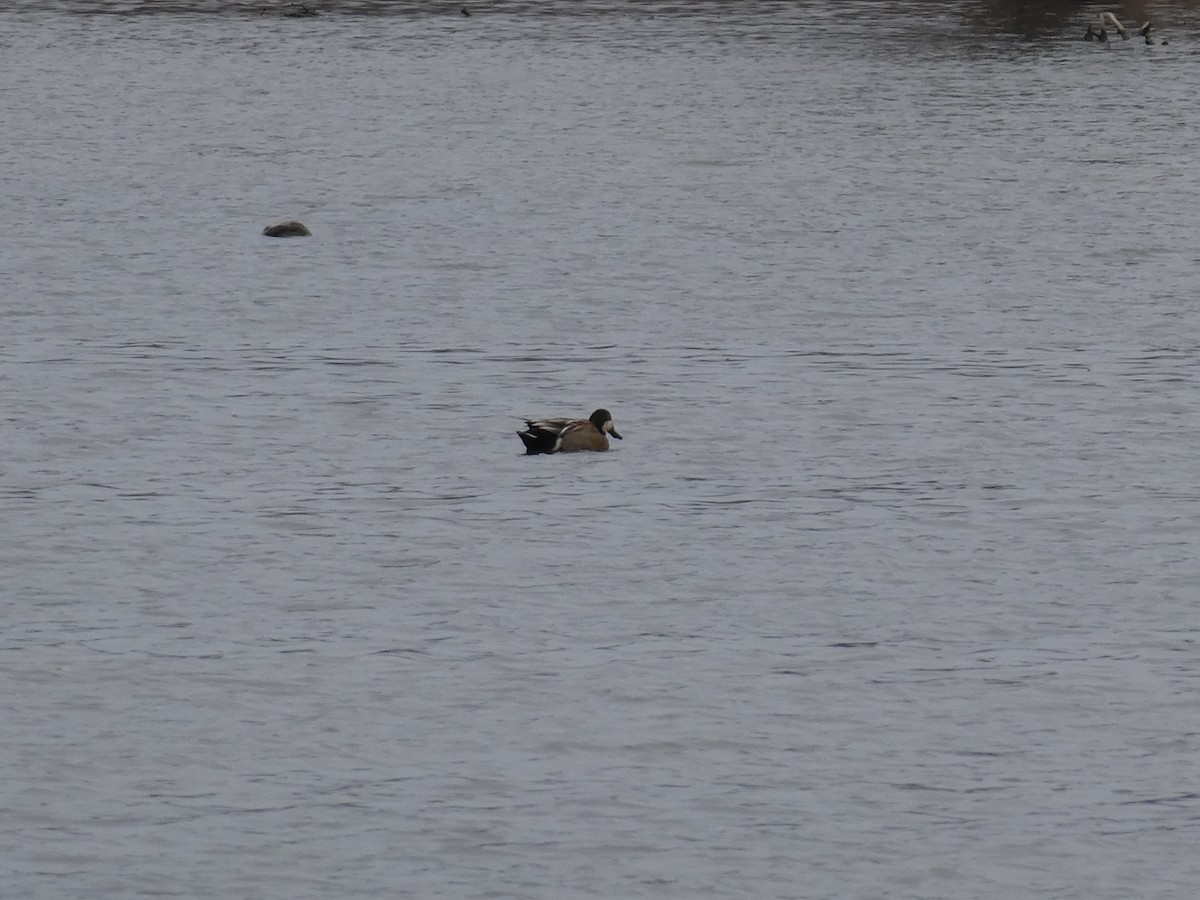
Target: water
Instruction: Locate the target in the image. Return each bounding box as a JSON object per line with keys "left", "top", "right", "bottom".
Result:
{"left": 3, "top": 2, "right": 1199, "bottom": 897}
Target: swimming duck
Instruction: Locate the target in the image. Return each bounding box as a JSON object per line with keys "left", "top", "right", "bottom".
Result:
{"left": 518, "top": 409, "right": 622, "bottom": 454}
{"left": 263, "top": 220, "right": 311, "bottom": 237}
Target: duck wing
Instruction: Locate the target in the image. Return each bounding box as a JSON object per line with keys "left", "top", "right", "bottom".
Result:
{"left": 519, "top": 417, "right": 586, "bottom": 454}
{"left": 523, "top": 417, "right": 578, "bottom": 435}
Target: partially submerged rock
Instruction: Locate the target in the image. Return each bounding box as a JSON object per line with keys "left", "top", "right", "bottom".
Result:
{"left": 260, "top": 3, "right": 319, "bottom": 17}
{"left": 263, "top": 220, "right": 311, "bottom": 238}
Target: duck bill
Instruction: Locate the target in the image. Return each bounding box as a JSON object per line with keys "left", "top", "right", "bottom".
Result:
{"left": 609, "top": 429, "right": 623, "bottom": 440}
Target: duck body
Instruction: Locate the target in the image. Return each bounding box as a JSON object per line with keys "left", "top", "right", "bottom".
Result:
{"left": 518, "top": 408, "right": 622, "bottom": 454}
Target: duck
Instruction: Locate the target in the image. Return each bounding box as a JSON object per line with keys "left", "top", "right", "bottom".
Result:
{"left": 518, "top": 409, "right": 622, "bottom": 454}
{"left": 263, "top": 220, "right": 311, "bottom": 237}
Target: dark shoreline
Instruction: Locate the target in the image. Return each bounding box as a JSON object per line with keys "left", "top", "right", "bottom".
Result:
{"left": 6, "top": 0, "right": 1174, "bottom": 42}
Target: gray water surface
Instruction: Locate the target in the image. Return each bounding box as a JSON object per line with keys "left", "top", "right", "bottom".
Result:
{"left": 3, "top": 3, "right": 1199, "bottom": 898}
